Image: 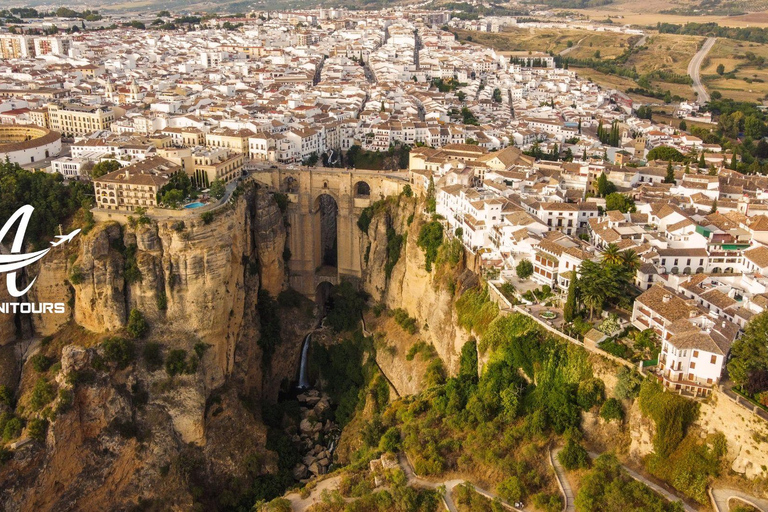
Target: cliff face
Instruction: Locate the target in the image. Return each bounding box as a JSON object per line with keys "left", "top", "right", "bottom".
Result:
{"left": 360, "top": 198, "right": 472, "bottom": 380}
{"left": 0, "top": 188, "right": 301, "bottom": 512}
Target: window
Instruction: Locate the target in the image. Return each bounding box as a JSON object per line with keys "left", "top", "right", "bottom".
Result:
{"left": 693, "top": 350, "right": 698, "bottom": 358}
{"left": 710, "top": 355, "right": 717, "bottom": 364}
{"left": 690, "top": 362, "right": 695, "bottom": 369}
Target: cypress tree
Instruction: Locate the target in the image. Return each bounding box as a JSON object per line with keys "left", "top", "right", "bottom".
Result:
{"left": 664, "top": 162, "right": 675, "bottom": 183}
{"left": 563, "top": 273, "right": 578, "bottom": 323}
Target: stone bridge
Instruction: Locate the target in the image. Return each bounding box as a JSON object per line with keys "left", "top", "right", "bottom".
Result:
{"left": 250, "top": 167, "right": 408, "bottom": 296}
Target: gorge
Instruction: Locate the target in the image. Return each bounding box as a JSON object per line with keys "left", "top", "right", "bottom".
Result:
{"left": 1, "top": 179, "right": 767, "bottom": 512}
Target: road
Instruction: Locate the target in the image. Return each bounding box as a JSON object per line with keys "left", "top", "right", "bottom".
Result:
{"left": 688, "top": 37, "right": 717, "bottom": 104}
{"left": 559, "top": 37, "right": 585, "bottom": 57}
{"left": 551, "top": 447, "right": 697, "bottom": 512}
{"left": 711, "top": 488, "right": 768, "bottom": 512}
{"left": 550, "top": 448, "right": 576, "bottom": 512}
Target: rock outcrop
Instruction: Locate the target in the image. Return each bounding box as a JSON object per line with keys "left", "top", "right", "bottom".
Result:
{"left": 360, "top": 198, "right": 472, "bottom": 378}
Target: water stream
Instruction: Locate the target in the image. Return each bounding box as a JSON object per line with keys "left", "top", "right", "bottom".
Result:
{"left": 297, "top": 333, "right": 311, "bottom": 389}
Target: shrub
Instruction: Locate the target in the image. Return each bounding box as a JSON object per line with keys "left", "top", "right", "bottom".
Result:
{"left": 27, "top": 418, "right": 47, "bottom": 441}
{"left": 416, "top": 220, "right": 443, "bottom": 272}
{"left": 638, "top": 379, "right": 698, "bottom": 458}
{"left": 558, "top": 437, "right": 590, "bottom": 470}
{"left": 165, "top": 349, "right": 197, "bottom": 377}
{"left": 599, "top": 398, "right": 625, "bottom": 422}
{"left": 69, "top": 265, "right": 85, "bottom": 285}
{"left": 392, "top": 308, "right": 417, "bottom": 334}
{"left": 2, "top": 416, "right": 22, "bottom": 442}
{"left": 30, "top": 354, "right": 53, "bottom": 373}
{"left": 29, "top": 377, "right": 55, "bottom": 411}
{"left": 577, "top": 378, "right": 605, "bottom": 410}
{"left": 143, "top": 342, "right": 163, "bottom": 371}
{"left": 455, "top": 286, "right": 499, "bottom": 337}
{"left": 379, "top": 427, "right": 401, "bottom": 452}
{"left": 127, "top": 309, "right": 148, "bottom": 338}
{"left": 614, "top": 367, "right": 642, "bottom": 400}
{"left": 200, "top": 211, "right": 214, "bottom": 224}
{"left": 102, "top": 337, "right": 136, "bottom": 369}
{"left": 0, "top": 385, "right": 13, "bottom": 407}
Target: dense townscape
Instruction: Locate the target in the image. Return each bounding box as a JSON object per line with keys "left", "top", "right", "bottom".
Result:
{"left": 3, "top": 4, "right": 768, "bottom": 512}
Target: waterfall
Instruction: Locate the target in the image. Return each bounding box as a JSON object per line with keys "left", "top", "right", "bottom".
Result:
{"left": 298, "top": 333, "right": 311, "bottom": 389}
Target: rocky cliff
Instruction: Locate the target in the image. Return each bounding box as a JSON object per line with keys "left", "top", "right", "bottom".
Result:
{"left": 359, "top": 197, "right": 473, "bottom": 383}
{"left": 0, "top": 187, "right": 306, "bottom": 512}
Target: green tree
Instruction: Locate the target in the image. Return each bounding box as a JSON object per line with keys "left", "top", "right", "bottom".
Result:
{"left": 664, "top": 161, "right": 676, "bottom": 184}
{"left": 558, "top": 437, "right": 590, "bottom": 470}
{"left": 678, "top": 120, "right": 687, "bottom": 131}
{"left": 563, "top": 273, "right": 578, "bottom": 323}
{"left": 426, "top": 176, "right": 436, "bottom": 213}
{"left": 716, "top": 63, "right": 725, "bottom": 75}
{"left": 595, "top": 172, "right": 616, "bottom": 197}
{"left": 516, "top": 259, "right": 533, "bottom": 279}
{"left": 599, "top": 398, "right": 624, "bottom": 422}
{"left": 646, "top": 146, "right": 685, "bottom": 162}
{"left": 209, "top": 179, "right": 226, "bottom": 199}
{"left": 728, "top": 311, "right": 768, "bottom": 392}
{"left": 101, "top": 337, "right": 136, "bottom": 369}
{"left": 605, "top": 193, "right": 636, "bottom": 213}
{"left": 127, "top": 309, "right": 148, "bottom": 338}
{"left": 90, "top": 159, "right": 121, "bottom": 178}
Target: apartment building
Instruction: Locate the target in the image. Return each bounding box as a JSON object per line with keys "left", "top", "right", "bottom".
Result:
{"left": 47, "top": 103, "right": 115, "bottom": 138}
{"left": 33, "top": 37, "right": 71, "bottom": 56}
{"left": 0, "top": 35, "right": 33, "bottom": 59}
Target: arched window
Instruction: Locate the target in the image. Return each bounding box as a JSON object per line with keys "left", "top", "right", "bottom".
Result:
{"left": 354, "top": 181, "right": 371, "bottom": 198}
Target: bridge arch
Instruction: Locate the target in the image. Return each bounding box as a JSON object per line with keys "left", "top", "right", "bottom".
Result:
{"left": 283, "top": 175, "right": 298, "bottom": 193}
{"left": 354, "top": 180, "right": 371, "bottom": 198}
{"left": 313, "top": 192, "right": 339, "bottom": 270}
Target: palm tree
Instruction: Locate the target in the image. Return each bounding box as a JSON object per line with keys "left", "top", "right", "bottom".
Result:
{"left": 620, "top": 250, "right": 641, "bottom": 274}
{"left": 602, "top": 243, "right": 622, "bottom": 265}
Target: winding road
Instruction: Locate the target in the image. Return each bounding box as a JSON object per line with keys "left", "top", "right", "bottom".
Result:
{"left": 711, "top": 488, "right": 768, "bottom": 512}
{"left": 688, "top": 37, "right": 717, "bottom": 104}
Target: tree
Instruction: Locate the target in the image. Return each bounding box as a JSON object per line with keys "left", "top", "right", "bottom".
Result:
{"left": 699, "top": 152, "right": 706, "bottom": 168}
{"left": 127, "top": 309, "right": 148, "bottom": 338}
{"left": 728, "top": 311, "right": 768, "bottom": 393}
{"left": 646, "top": 146, "right": 685, "bottom": 162}
{"left": 563, "top": 273, "right": 578, "bottom": 323}
{"left": 599, "top": 398, "right": 624, "bottom": 422}
{"left": 91, "top": 159, "right": 121, "bottom": 178}
{"left": 426, "top": 176, "right": 436, "bottom": 213}
{"left": 209, "top": 179, "right": 225, "bottom": 199}
{"left": 558, "top": 437, "right": 590, "bottom": 470}
{"left": 710, "top": 198, "right": 718, "bottom": 214}
{"left": 664, "top": 161, "right": 676, "bottom": 184}
{"left": 716, "top": 63, "right": 725, "bottom": 75}
{"left": 605, "top": 193, "right": 636, "bottom": 213}
{"left": 516, "top": 260, "right": 533, "bottom": 279}
{"left": 102, "top": 337, "right": 136, "bottom": 369}
{"left": 679, "top": 120, "right": 687, "bottom": 131}
{"left": 620, "top": 250, "right": 641, "bottom": 275}
{"left": 160, "top": 189, "right": 184, "bottom": 208}
{"left": 595, "top": 172, "right": 616, "bottom": 197}
{"left": 602, "top": 244, "right": 622, "bottom": 265}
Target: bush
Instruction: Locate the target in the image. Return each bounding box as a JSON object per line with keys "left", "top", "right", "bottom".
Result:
{"left": 127, "top": 309, "right": 148, "bottom": 338}
{"left": 638, "top": 379, "right": 698, "bottom": 458}
{"left": 2, "top": 416, "right": 22, "bottom": 442}
{"left": 27, "top": 418, "right": 47, "bottom": 441}
{"left": 30, "top": 354, "right": 53, "bottom": 373}
{"left": 200, "top": 211, "right": 214, "bottom": 224}
{"left": 614, "top": 367, "right": 642, "bottom": 400}
{"left": 392, "top": 308, "right": 417, "bottom": 334}
{"left": 516, "top": 260, "right": 533, "bottom": 279}
{"left": 416, "top": 220, "right": 443, "bottom": 272}
{"left": 143, "top": 342, "right": 163, "bottom": 371}
{"left": 101, "top": 337, "right": 136, "bottom": 369}
{"left": 29, "top": 377, "right": 55, "bottom": 411}
{"left": 165, "top": 349, "right": 190, "bottom": 377}
{"left": 558, "top": 437, "right": 590, "bottom": 470}
{"left": 599, "top": 398, "right": 625, "bottom": 422}
{"left": 497, "top": 476, "right": 524, "bottom": 503}
{"left": 455, "top": 286, "right": 499, "bottom": 337}
{"left": 379, "top": 427, "right": 401, "bottom": 452}
{"left": 577, "top": 378, "right": 605, "bottom": 410}
{"left": 0, "top": 385, "right": 13, "bottom": 407}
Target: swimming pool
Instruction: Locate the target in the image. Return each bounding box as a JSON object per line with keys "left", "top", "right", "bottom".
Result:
{"left": 183, "top": 202, "right": 205, "bottom": 209}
